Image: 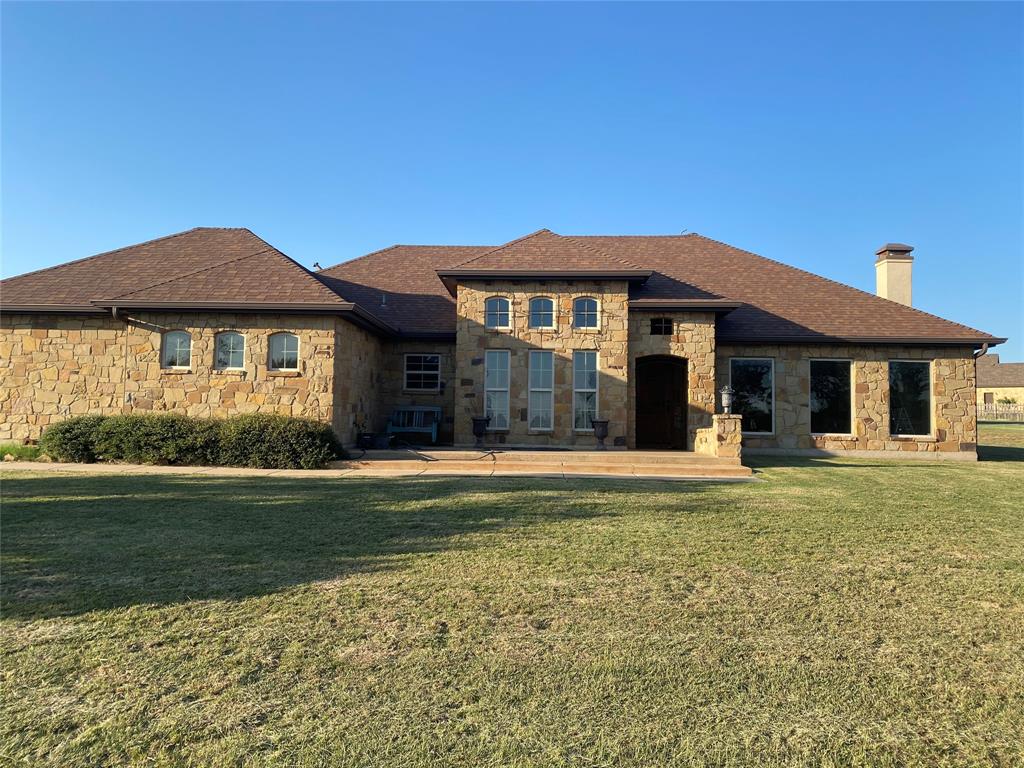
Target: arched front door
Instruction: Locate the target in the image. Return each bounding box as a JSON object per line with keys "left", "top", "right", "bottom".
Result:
{"left": 635, "top": 355, "right": 688, "bottom": 449}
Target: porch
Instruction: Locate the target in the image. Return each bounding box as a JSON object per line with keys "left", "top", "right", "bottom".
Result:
{"left": 336, "top": 446, "right": 753, "bottom": 481}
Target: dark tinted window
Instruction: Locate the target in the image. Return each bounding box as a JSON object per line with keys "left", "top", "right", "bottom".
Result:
{"left": 650, "top": 318, "right": 672, "bottom": 335}
{"left": 889, "top": 361, "right": 931, "bottom": 435}
{"left": 731, "top": 358, "right": 773, "bottom": 433}
{"left": 810, "top": 360, "right": 852, "bottom": 434}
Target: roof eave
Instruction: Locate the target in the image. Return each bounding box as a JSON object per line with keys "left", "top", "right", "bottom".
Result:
{"left": 435, "top": 269, "right": 654, "bottom": 296}
{"left": 629, "top": 299, "right": 740, "bottom": 314}
{"left": 2, "top": 304, "right": 109, "bottom": 315}
{"left": 719, "top": 334, "right": 1006, "bottom": 348}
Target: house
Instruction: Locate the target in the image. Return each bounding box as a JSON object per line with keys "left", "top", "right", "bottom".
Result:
{"left": 976, "top": 354, "right": 1024, "bottom": 405}
{"left": 0, "top": 228, "right": 1005, "bottom": 460}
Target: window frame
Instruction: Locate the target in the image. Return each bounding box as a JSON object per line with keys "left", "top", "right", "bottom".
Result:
{"left": 268, "top": 332, "right": 301, "bottom": 372}
{"left": 728, "top": 357, "right": 776, "bottom": 436}
{"left": 160, "top": 330, "right": 192, "bottom": 370}
{"left": 572, "top": 297, "right": 600, "bottom": 330}
{"left": 888, "top": 359, "right": 933, "bottom": 438}
{"left": 213, "top": 330, "right": 246, "bottom": 371}
{"left": 527, "top": 296, "right": 555, "bottom": 330}
{"left": 809, "top": 358, "right": 855, "bottom": 436}
{"left": 484, "top": 296, "right": 511, "bottom": 330}
{"left": 484, "top": 349, "right": 511, "bottom": 431}
{"left": 650, "top": 318, "right": 673, "bottom": 336}
{"left": 572, "top": 350, "right": 599, "bottom": 432}
{"left": 403, "top": 353, "right": 442, "bottom": 393}
{"left": 528, "top": 350, "right": 555, "bottom": 431}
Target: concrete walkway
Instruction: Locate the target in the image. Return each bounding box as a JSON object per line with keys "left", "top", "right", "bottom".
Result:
{"left": 0, "top": 460, "right": 756, "bottom": 482}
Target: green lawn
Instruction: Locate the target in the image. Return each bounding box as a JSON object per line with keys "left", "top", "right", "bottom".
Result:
{"left": 1, "top": 427, "right": 1022, "bottom": 767}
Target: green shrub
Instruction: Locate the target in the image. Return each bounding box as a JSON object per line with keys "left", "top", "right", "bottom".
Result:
{"left": 95, "top": 414, "right": 222, "bottom": 466}
{"left": 38, "top": 416, "right": 108, "bottom": 463}
{"left": 0, "top": 442, "right": 43, "bottom": 461}
{"left": 219, "top": 414, "right": 341, "bottom": 469}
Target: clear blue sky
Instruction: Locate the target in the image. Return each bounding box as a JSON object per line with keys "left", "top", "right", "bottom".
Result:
{"left": 3, "top": 2, "right": 1022, "bottom": 357}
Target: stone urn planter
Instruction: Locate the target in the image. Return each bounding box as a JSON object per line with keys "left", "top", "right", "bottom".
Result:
{"left": 591, "top": 418, "right": 610, "bottom": 450}
{"left": 471, "top": 416, "right": 491, "bottom": 449}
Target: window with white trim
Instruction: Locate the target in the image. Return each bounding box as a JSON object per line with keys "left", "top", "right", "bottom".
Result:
{"left": 573, "top": 350, "right": 598, "bottom": 430}
{"left": 573, "top": 297, "right": 598, "bottom": 329}
{"left": 889, "top": 360, "right": 931, "bottom": 436}
{"left": 484, "top": 297, "right": 510, "bottom": 329}
{"left": 528, "top": 350, "right": 554, "bottom": 430}
{"left": 268, "top": 332, "right": 300, "bottom": 371}
{"left": 404, "top": 354, "right": 441, "bottom": 391}
{"left": 214, "top": 331, "right": 245, "bottom": 370}
{"left": 484, "top": 350, "right": 510, "bottom": 429}
{"left": 528, "top": 297, "right": 555, "bottom": 329}
{"left": 810, "top": 359, "right": 852, "bottom": 434}
{"left": 730, "top": 358, "right": 774, "bottom": 434}
{"left": 161, "top": 330, "right": 191, "bottom": 369}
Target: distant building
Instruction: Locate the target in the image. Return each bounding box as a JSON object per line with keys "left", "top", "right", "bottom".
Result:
{"left": 976, "top": 354, "right": 1024, "bottom": 405}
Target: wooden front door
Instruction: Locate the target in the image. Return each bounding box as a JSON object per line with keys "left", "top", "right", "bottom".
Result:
{"left": 635, "top": 356, "right": 688, "bottom": 449}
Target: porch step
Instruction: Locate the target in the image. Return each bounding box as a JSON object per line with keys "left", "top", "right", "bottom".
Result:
{"left": 333, "top": 452, "right": 752, "bottom": 480}
{"left": 347, "top": 449, "right": 742, "bottom": 466}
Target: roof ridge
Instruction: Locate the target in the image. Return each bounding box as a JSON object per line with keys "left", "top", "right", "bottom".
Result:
{"left": 240, "top": 230, "right": 347, "bottom": 303}
{"left": 449, "top": 229, "right": 555, "bottom": 268}
{"left": 105, "top": 247, "right": 277, "bottom": 300}
{"left": 688, "top": 233, "right": 993, "bottom": 338}
{"left": 0, "top": 227, "right": 234, "bottom": 283}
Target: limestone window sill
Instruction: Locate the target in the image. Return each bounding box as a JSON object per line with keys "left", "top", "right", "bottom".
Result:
{"left": 402, "top": 389, "right": 441, "bottom": 395}
{"left": 527, "top": 430, "right": 554, "bottom": 436}
{"left": 212, "top": 370, "right": 247, "bottom": 377}
{"left": 160, "top": 369, "right": 192, "bottom": 375}
{"left": 811, "top": 433, "right": 855, "bottom": 439}
{"left": 891, "top": 435, "right": 936, "bottom": 442}
{"left": 268, "top": 370, "right": 301, "bottom": 378}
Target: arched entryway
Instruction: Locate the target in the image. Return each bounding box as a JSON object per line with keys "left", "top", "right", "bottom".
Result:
{"left": 635, "top": 355, "right": 688, "bottom": 449}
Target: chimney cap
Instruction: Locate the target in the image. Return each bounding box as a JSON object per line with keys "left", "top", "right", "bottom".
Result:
{"left": 875, "top": 243, "right": 914, "bottom": 257}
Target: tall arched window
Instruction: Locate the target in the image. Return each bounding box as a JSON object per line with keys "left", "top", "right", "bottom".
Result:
{"left": 161, "top": 330, "right": 192, "bottom": 369}
{"left": 528, "top": 297, "right": 554, "bottom": 329}
{"left": 573, "top": 297, "right": 599, "bottom": 329}
{"left": 268, "top": 332, "right": 300, "bottom": 371}
{"left": 214, "top": 331, "right": 245, "bottom": 370}
{"left": 484, "top": 297, "right": 510, "bottom": 329}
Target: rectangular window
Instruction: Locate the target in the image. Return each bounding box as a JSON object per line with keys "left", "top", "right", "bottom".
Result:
{"left": 573, "top": 350, "right": 598, "bottom": 430}
{"left": 269, "top": 334, "right": 299, "bottom": 371}
{"left": 889, "top": 361, "right": 931, "bottom": 436}
{"left": 810, "top": 360, "right": 853, "bottom": 434}
{"left": 650, "top": 318, "right": 673, "bottom": 335}
{"left": 484, "top": 350, "right": 510, "bottom": 430}
{"left": 528, "top": 351, "right": 554, "bottom": 430}
{"left": 404, "top": 354, "right": 441, "bottom": 391}
{"left": 730, "top": 358, "right": 774, "bottom": 434}
{"left": 984, "top": 392, "right": 994, "bottom": 405}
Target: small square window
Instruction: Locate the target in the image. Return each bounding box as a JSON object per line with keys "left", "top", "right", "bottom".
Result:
{"left": 651, "top": 318, "right": 672, "bottom": 335}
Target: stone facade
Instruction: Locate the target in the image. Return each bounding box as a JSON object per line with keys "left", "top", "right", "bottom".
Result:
{"left": 694, "top": 414, "right": 743, "bottom": 460}
{"left": 627, "top": 311, "right": 716, "bottom": 449}
{"left": 716, "top": 344, "right": 978, "bottom": 456}
{"left": 452, "top": 280, "right": 629, "bottom": 447}
{"left": 0, "top": 312, "right": 382, "bottom": 446}
{"left": 378, "top": 341, "right": 457, "bottom": 444}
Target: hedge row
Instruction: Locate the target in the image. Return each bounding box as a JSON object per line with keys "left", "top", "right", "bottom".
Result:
{"left": 39, "top": 414, "right": 343, "bottom": 469}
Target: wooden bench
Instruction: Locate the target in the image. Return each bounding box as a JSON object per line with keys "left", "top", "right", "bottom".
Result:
{"left": 386, "top": 406, "right": 442, "bottom": 444}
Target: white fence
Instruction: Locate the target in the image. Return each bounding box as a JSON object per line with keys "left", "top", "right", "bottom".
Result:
{"left": 979, "top": 404, "right": 1024, "bottom": 423}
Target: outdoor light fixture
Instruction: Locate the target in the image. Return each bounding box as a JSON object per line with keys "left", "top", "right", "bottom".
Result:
{"left": 720, "top": 385, "right": 735, "bottom": 414}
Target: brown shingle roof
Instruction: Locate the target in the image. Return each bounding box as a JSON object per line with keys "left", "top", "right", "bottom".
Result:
{"left": 2, "top": 227, "right": 348, "bottom": 312}
{"left": 977, "top": 354, "right": 1024, "bottom": 387}
{"left": 2, "top": 227, "right": 1003, "bottom": 346}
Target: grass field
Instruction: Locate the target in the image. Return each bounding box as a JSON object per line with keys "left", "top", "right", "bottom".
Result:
{"left": 1, "top": 426, "right": 1022, "bottom": 767}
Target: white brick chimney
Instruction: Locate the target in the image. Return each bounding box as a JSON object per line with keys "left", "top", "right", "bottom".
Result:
{"left": 875, "top": 243, "right": 914, "bottom": 306}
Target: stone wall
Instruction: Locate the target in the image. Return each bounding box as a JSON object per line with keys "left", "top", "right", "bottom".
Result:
{"left": 0, "top": 312, "right": 382, "bottom": 444}
{"left": 453, "top": 280, "right": 629, "bottom": 447}
{"left": 627, "top": 311, "right": 716, "bottom": 449}
{"left": 332, "top": 321, "right": 383, "bottom": 445}
{"left": 694, "top": 414, "right": 742, "bottom": 460}
{"left": 377, "top": 341, "right": 457, "bottom": 444}
{"left": 716, "top": 344, "right": 978, "bottom": 456}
